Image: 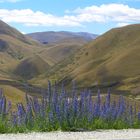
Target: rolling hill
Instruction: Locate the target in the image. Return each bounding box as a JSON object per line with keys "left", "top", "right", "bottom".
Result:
{"left": 0, "top": 20, "right": 92, "bottom": 81}
{"left": 0, "top": 20, "right": 50, "bottom": 103}
{"left": 0, "top": 20, "right": 96, "bottom": 101}
{"left": 0, "top": 20, "right": 46, "bottom": 80}
{"left": 27, "top": 31, "right": 98, "bottom": 45}
{"left": 27, "top": 31, "right": 98, "bottom": 64}
{"left": 36, "top": 37, "right": 90, "bottom": 63}
{"left": 32, "top": 24, "right": 140, "bottom": 96}
{"left": 0, "top": 20, "right": 54, "bottom": 103}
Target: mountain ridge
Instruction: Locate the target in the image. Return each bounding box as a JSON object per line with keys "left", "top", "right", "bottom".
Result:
{"left": 27, "top": 31, "right": 98, "bottom": 45}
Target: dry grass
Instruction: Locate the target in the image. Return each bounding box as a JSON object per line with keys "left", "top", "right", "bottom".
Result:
{"left": 37, "top": 24, "right": 140, "bottom": 95}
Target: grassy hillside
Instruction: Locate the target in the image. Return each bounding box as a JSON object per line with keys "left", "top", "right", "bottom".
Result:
{"left": 0, "top": 20, "right": 47, "bottom": 102}
{"left": 1, "top": 20, "right": 139, "bottom": 98}
{"left": 33, "top": 24, "right": 140, "bottom": 96}
{"left": 0, "top": 20, "right": 95, "bottom": 82}
{"left": 0, "top": 20, "right": 45, "bottom": 80}
{"left": 38, "top": 37, "right": 88, "bottom": 63}
{"left": 14, "top": 55, "right": 50, "bottom": 80}
{"left": 0, "top": 20, "right": 93, "bottom": 103}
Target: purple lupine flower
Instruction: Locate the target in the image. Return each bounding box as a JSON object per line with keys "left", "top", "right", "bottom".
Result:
{"left": 17, "top": 105, "right": 22, "bottom": 125}
{"left": 11, "top": 111, "right": 17, "bottom": 126}
{"left": 87, "top": 91, "right": 93, "bottom": 113}
{"left": 49, "top": 111, "right": 54, "bottom": 123}
{"left": 117, "top": 96, "right": 125, "bottom": 118}
{"left": 63, "top": 97, "right": 71, "bottom": 123}
{"left": 106, "top": 89, "right": 111, "bottom": 109}
{"left": 48, "top": 80, "right": 52, "bottom": 107}
{"left": 79, "top": 92, "right": 86, "bottom": 117}
{"left": 138, "top": 112, "right": 140, "bottom": 121}
{"left": 59, "top": 82, "right": 66, "bottom": 102}
{"left": 52, "top": 82, "right": 58, "bottom": 105}
{"left": 1, "top": 96, "right": 6, "bottom": 115}
{"left": 26, "top": 102, "right": 33, "bottom": 123}
{"left": 87, "top": 93, "right": 94, "bottom": 122}
{"left": 93, "top": 89, "right": 101, "bottom": 118}
{"left": 51, "top": 85, "right": 58, "bottom": 114}
{"left": 55, "top": 105, "right": 61, "bottom": 123}
{"left": 16, "top": 103, "right": 26, "bottom": 125}
{"left": 111, "top": 101, "right": 117, "bottom": 120}
{"left": 0, "top": 99, "right": 2, "bottom": 114}
{"left": 101, "top": 90, "right": 112, "bottom": 120}
{"left": 72, "top": 94, "right": 78, "bottom": 117}
{"left": 63, "top": 98, "right": 69, "bottom": 116}
{"left": 100, "top": 102, "right": 107, "bottom": 119}
{"left": 129, "top": 105, "right": 133, "bottom": 126}
{"left": 31, "top": 97, "right": 40, "bottom": 116}
{"left": 40, "top": 98, "right": 47, "bottom": 118}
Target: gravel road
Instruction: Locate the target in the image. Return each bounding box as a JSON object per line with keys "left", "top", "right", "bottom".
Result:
{"left": 1, "top": 129, "right": 140, "bottom": 140}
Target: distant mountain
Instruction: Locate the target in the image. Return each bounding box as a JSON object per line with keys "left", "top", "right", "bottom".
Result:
{"left": 27, "top": 31, "right": 98, "bottom": 45}
{"left": 26, "top": 31, "right": 98, "bottom": 65}
{"left": 34, "top": 24, "right": 140, "bottom": 95}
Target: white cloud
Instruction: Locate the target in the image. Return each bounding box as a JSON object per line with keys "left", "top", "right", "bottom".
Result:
{"left": 117, "top": 22, "right": 130, "bottom": 27}
{"left": 72, "top": 4, "right": 140, "bottom": 23}
{"left": 0, "top": 4, "right": 139, "bottom": 27}
{"left": 0, "top": 9, "right": 81, "bottom": 27}
{"left": 0, "top": 0, "right": 22, "bottom": 3}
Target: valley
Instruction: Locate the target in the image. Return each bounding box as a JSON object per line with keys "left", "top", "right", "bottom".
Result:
{"left": 0, "top": 20, "right": 140, "bottom": 103}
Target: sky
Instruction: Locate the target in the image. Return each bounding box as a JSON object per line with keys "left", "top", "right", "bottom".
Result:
{"left": 0, "top": 0, "right": 140, "bottom": 34}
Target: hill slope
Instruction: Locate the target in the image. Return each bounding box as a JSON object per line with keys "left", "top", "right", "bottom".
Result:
{"left": 0, "top": 20, "right": 51, "bottom": 102}
{"left": 0, "top": 20, "right": 46, "bottom": 80}
{"left": 0, "top": 20, "right": 95, "bottom": 91}
{"left": 0, "top": 20, "right": 95, "bottom": 82}
{"left": 33, "top": 24, "right": 140, "bottom": 95}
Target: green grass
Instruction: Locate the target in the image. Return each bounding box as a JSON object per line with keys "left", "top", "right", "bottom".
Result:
{"left": 0, "top": 117, "right": 140, "bottom": 133}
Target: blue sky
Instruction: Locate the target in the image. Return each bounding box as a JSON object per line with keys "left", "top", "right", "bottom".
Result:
{"left": 0, "top": 0, "right": 140, "bottom": 34}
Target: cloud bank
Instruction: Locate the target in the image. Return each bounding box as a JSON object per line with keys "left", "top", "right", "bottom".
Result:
{"left": 0, "top": 4, "right": 139, "bottom": 27}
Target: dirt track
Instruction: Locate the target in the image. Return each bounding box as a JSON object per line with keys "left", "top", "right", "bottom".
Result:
{"left": 1, "top": 129, "right": 140, "bottom": 140}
